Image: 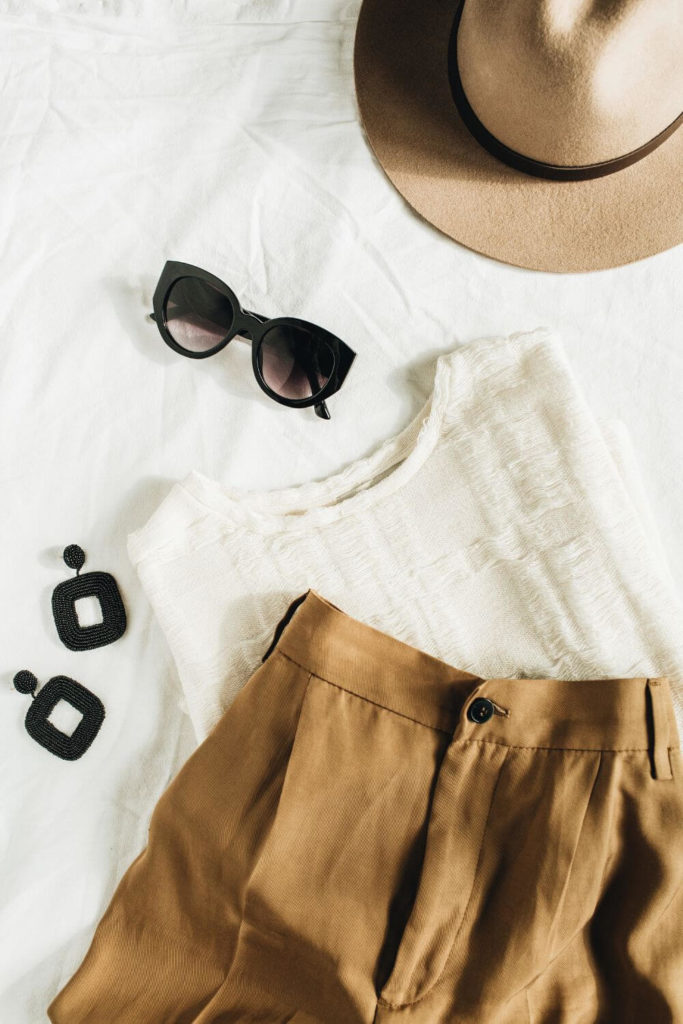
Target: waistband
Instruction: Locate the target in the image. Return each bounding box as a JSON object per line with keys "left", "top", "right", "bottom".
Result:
{"left": 273, "top": 590, "right": 679, "bottom": 778}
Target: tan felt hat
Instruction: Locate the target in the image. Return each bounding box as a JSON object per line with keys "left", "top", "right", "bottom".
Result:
{"left": 354, "top": 0, "right": 683, "bottom": 272}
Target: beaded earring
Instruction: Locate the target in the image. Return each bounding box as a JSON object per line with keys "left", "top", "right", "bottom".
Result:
{"left": 51, "top": 544, "right": 126, "bottom": 651}
{"left": 12, "top": 670, "right": 105, "bottom": 760}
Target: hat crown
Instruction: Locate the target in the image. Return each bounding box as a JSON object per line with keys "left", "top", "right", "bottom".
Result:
{"left": 457, "top": 0, "right": 683, "bottom": 165}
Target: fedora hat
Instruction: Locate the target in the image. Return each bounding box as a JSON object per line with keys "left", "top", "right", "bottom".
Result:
{"left": 354, "top": 0, "right": 683, "bottom": 272}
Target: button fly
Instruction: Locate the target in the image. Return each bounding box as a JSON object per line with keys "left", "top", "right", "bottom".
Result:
{"left": 467, "top": 697, "right": 494, "bottom": 724}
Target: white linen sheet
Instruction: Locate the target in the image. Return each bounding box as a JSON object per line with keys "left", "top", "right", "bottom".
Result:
{"left": 0, "top": 2, "right": 681, "bottom": 1020}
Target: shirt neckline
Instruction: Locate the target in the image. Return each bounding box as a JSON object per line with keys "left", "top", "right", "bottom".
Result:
{"left": 180, "top": 350, "right": 454, "bottom": 534}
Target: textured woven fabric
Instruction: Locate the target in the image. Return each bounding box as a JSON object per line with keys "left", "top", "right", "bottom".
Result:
{"left": 128, "top": 328, "right": 683, "bottom": 743}
{"left": 47, "top": 592, "right": 683, "bottom": 1023}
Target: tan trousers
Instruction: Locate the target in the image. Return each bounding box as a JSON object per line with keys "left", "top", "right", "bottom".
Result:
{"left": 48, "top": 590, "right": 683, "bottom": 1023}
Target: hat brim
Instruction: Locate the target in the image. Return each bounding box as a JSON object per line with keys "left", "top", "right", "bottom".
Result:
{"left": 354, "top": 0, "right": 683, "bottom": 273}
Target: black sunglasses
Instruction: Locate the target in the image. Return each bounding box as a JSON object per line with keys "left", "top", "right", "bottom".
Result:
{"left": 148, "top": 261, "right": 356, "bottom": 419}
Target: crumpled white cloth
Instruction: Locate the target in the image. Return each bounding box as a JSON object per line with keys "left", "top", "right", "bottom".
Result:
{"left": 0, "top": 2, "right": 681, "bottom": 1023}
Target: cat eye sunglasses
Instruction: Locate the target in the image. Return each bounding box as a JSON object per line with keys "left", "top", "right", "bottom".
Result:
{"left": 148, "top": 261, "right": 356, "bottom": 419}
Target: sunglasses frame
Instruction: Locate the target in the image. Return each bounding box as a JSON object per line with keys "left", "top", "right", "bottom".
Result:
{"left": 149, "top": 261, "right": 356, "bottom": 419}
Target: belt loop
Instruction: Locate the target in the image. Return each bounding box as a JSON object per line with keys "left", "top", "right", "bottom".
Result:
{"left": 647, "top": 678, "right": 673, "bottom": 781}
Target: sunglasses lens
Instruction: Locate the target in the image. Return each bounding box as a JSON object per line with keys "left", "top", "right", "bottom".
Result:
{"left": 164, "top": 277, "right": 234, "bottom": 353}
{"left": 258, "top": 324, "right": 335, "bottom": 401}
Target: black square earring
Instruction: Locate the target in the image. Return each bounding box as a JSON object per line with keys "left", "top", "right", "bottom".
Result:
{"left": 52, "top": 545, "right": 126, "bottom": 651}
{"left": 13, "top": 670, "right": 105, "bottom": 760}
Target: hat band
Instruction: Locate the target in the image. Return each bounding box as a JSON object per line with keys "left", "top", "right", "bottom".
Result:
{"left": 448, "top": 0, "right": 683, "bottom": 182}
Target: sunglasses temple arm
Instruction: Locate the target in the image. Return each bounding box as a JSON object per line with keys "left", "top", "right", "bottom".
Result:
{"left": 301, "top": 362, "right": 331, "bottom": 420}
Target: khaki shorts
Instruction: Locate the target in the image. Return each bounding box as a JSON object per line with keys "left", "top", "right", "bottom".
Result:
{"left": 48, "top": 590, "right": 683, "bottom": 1023}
